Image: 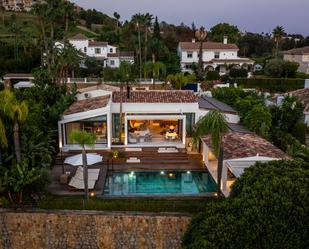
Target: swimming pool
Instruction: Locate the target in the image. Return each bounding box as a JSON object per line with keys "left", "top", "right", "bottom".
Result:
{"left": 103, "top": 171, "right": 217, "bottom": 196}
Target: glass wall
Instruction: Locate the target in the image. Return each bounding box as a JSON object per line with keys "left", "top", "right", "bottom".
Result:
{"left": 185, "top": 113, "right": 195, "bottom": 136}
{"left": 65, "top": 115, "right": 108, "bottom": 145}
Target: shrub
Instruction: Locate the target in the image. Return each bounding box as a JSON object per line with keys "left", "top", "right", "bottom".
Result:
{"left": 182, "top": 160, "right": 309, "bottom": 249}
{"left": 236, "top": 78, "right": 305, "bottom": 93}
{"left": 292, "top": 122, "right": 307, "bottom": 145}
{"left": 206, "top": 70, "right": 220, "bottom": 81}
{"left": 243, "top": 105, "right": 272, "bottom": 137}
{"left": 229, "top": 68, "right": 248, "bottom": 78}
{"left": 264, "top": 58, "right": 299, "bottom": 78}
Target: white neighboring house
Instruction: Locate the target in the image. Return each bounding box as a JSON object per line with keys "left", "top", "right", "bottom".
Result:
{"left": 55, "top": 33, "right": 134, "bottom": 68}
{"left": 177, "top": 36, "right": 253, "bottom": 74}
{"left": 283, "top": 46, "right": 309, "bottom": 74}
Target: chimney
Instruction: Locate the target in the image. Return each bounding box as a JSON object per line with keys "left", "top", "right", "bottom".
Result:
{"left": 192, "top": 38, "right": 196, "bottom": 43}
{"left": 223, "top": 36, "right": 228, "bottom": 44}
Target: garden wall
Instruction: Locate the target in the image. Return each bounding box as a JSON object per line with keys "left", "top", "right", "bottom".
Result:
{"left": 0, "top": 209, "right": 191, "bottom": 249}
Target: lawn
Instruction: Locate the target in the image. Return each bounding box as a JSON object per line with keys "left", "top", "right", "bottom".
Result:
{"left": 38, "top": 195, "right": 220, "bottom": 214}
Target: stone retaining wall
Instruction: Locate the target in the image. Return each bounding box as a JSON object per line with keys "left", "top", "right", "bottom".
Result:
{"left": 0, "top": 209, "right": 191, "bottom": 249}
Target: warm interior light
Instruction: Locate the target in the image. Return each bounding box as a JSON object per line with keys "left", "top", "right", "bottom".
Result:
{"left": 90, "top": 192, "right": 95, "bottom": 197}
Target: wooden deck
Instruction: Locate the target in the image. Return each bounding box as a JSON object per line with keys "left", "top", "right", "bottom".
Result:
{"left": 49, "top": 147, "right": 205, "bottom": 196}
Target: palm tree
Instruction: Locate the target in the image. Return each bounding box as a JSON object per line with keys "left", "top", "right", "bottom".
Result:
{"left": 192, "top": 110, "right": 228, "bottom": 196}
{"left": 195, "top": 27, "right": 207, "bottom": 80}
{"left": 144, "top": 61, "right": 166, "bottom": 89}
{"left": 117, "top": 62, "right": 134, "bottom": 143}
{"left": 62, "top": 0, "right": 75, "bottom": 44}
{"left": 144, "top": 13, "right": 153, "bottom": 63}
{"left": 272, "top": 26, "right": 285, "bottom": 57}
{"left": 0, "top": 95, "right": 8, "bottom": 168}
{"left": 0, "top": 90, "right": 28, "bottom": 164}
{"left": 69, "top": 129, "right": 96, "bottom": 200}
{"left": 113, "top": 12, "right": 121, "bottom": 31}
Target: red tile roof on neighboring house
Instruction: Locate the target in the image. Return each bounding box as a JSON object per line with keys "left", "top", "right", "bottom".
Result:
{"left": 64, "top": 95, "right": 110, "bottom": 115}
{"left": 107, "top": 51, "right": 134, "bottom": 58}
{"left": 288, "top": 88, "right": 309, "bottom": 112}
{"left": 179, "top": 42, "right": 239, "bottom": 50}
{"left": 88, "top": 41, "right": 108, "bottom": 47}
{"left": 283, "top": 46, "right": 309, "bottom": 55}
{"left": 69, "top": 33, "right": 89, "bottom": 40}
{"left": 112, "top": 90, "right": 197, "bottom": 103}
{"left": 202, "top": 132, "right": 288, "bottom": 160}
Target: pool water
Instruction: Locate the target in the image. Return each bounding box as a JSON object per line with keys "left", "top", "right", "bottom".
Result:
{"left": 104, "top": 171, "right": 217, "bottom": 196}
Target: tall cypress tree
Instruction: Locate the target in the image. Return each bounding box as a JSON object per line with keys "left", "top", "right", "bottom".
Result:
{"left": 153, "top": 16, "right": 161, "bottom": 39}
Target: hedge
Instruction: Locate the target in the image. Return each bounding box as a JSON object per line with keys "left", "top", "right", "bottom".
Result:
{"left": 236, "top": 78, "right": 305, "bottom": 93}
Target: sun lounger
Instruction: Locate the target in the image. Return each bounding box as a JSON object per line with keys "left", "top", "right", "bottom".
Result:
{"left": 68, "top": 167, "right": 100, "bottom": 190}
{"left": 126, "top": 157, "right": 141, "bottom": 163}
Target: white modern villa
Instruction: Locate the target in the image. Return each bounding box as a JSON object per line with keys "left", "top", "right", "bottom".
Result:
{"left": 58, "top": 85, "right": 240, "bottom": 151}
{"left": 55, "top": 34, "right": 134, "bottom": 68}
{"left": 178, "top": 37, "right": 254, "bottom": 74}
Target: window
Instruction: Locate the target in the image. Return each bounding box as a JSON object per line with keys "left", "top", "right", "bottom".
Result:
{"left": 65, "top": 115, "right": 108, "bottom": 145}
{"left": 214, "top": 52, "right": 220, "bottom": 59}
{"left": 84, "top": 47, "right": 87, "bottom": 53}
{"left": 95, "top": 48, "right": 101, "bottom": 54}
{"left": 110, "top": 60, "right": 115, "bottom": 66}
{"left": 185, "top": 113, "right": 195, "bottom": 135}
{"left": 187, "top": 52, "right": 193, "bottom": 58}
{"left": 185, "top": 64, "right": 192, "bottom": 69}
{"left": 110, "top": 48, "right": 113, "bottom": 53}
{"left": 112, "top": 113, "right": 120, "bottom": 143}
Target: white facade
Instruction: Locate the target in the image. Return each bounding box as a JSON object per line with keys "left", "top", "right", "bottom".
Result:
{"left": 57, "top": 34, "right": 134, "bottom": 68}
{"left": 178, "top": 39, "right": 253, "bottom": 74}
{"left": 58, "top": 88, "right": 240, "bottom": 151}
{"left": 284, "top": 54, "right": 309, "bottom": 74}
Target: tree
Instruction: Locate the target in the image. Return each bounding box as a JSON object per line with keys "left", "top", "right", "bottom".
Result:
{"left": 0, "top": 90, "right": 28, "bottom": 164}
{"left": 166, "top": 73, "right": 195, "bottom": 89}
{"left": 113, "top": 12, "right": 121, "bottom": 30}
{"left": 144, "top": 61, "right": 166, "bottom": 88}
{"left": 210, "top": 23, "right": 240, "bottom": 43}
{"left": 1, "top": 160, "right": 39, "bottom": 205}
{"left": 243, "top": 104, "right": 272, "bottom": 137}
{"left": 205, "top": 70, "right": 220, "bottom": 81}
{"left": 229, "top": 68, "right": 248, "bottom": 78}
{"left": 192, "top": 110, "right": 228, "bottom": 196}
{"left": 264, "top": 58, "right": 285, "bottom": 77}
{"left": 272, "top": 26, "right": 285, "bottom": 56}
{"left": 183, "top": 160, "right": 309, "bottom": 249}
{"left": 153, "top": 16, "right": 160, "bottom": 39}
{"left": 116, "top": 61, "right": 135, "bottom": 143}
{"left": 69, "top": 129, "right": 96, "bottom": 200}
{"left": 195, "top": 27, "right": 207, "bottom": 80}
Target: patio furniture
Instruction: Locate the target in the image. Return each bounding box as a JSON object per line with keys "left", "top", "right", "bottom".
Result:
{"left": 126, "top": 157, "right": 141, "bottom": 163}
{"left": 165, "top": 132, "right": 178, "bottom": 140}
{"left": 129, "top": 133, "right": 138, "bottom": 144}
{"left": 68, "top": 166, "right": 100, "bottom": 190}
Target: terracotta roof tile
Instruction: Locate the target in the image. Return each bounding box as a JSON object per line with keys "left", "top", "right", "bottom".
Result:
{"left": 69, "top": 33, "right": 89, "bottom": 40}
{"left": 107, "top": 51, "right": 134, "bottom": 58}
{"left": 289, "top": 88, "right": 309, "bottom": 112}
{"left": 179, "top": 42, "right": 239, "bottom": 50}
{"left": 3, "top": 73, "right": 33, "bottom": 78}
{"left": 88, "top": 41, "right": 108, "bottom": 47}
{"left": 64, "top": 95, "right": 110, "bottom": 115}
{"left": 202, "top": 132, "right": 288, "bottom": 160}
{"left": 112, "top": 90, "right": 197, "bottom": 103}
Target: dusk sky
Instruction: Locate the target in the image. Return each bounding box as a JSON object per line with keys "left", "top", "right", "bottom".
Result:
{"left": 72, "top": 0, "right": 309, "bottom": 35}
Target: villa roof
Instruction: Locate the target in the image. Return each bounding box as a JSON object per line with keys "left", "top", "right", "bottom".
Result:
{"left": 107, "top": 51, "right": 134, "bottom": 58}
{"left": 288, "top": 88, "right": 309, "bottom": 112}
{"left": 209, "top": 58, "right": 254, "bottom": 64}
{"left": 283, "top": 46, "right": 309, "bottom": 55}
{"left": 202, "top": 131, "right": 288, "bottom": 160}
{"left": 179, "top": 42, "right": 239, "bottom": 51}
{"left": 198, "top": 96, "right": 237, "bottom": 114}
{"left": 69, "top": 33, "right": 89, "bottom": 40}
{"left": 112, "top": 90, "right": 197, "bottom": 103}
{"left": 78, "top": 84, "right": 120, "bottom": 93}
{"left": 89, "top": 41, "right": 108, "bottom": 47}
{"left": 64, "top": 95, "right": 110, "bottom": 115}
